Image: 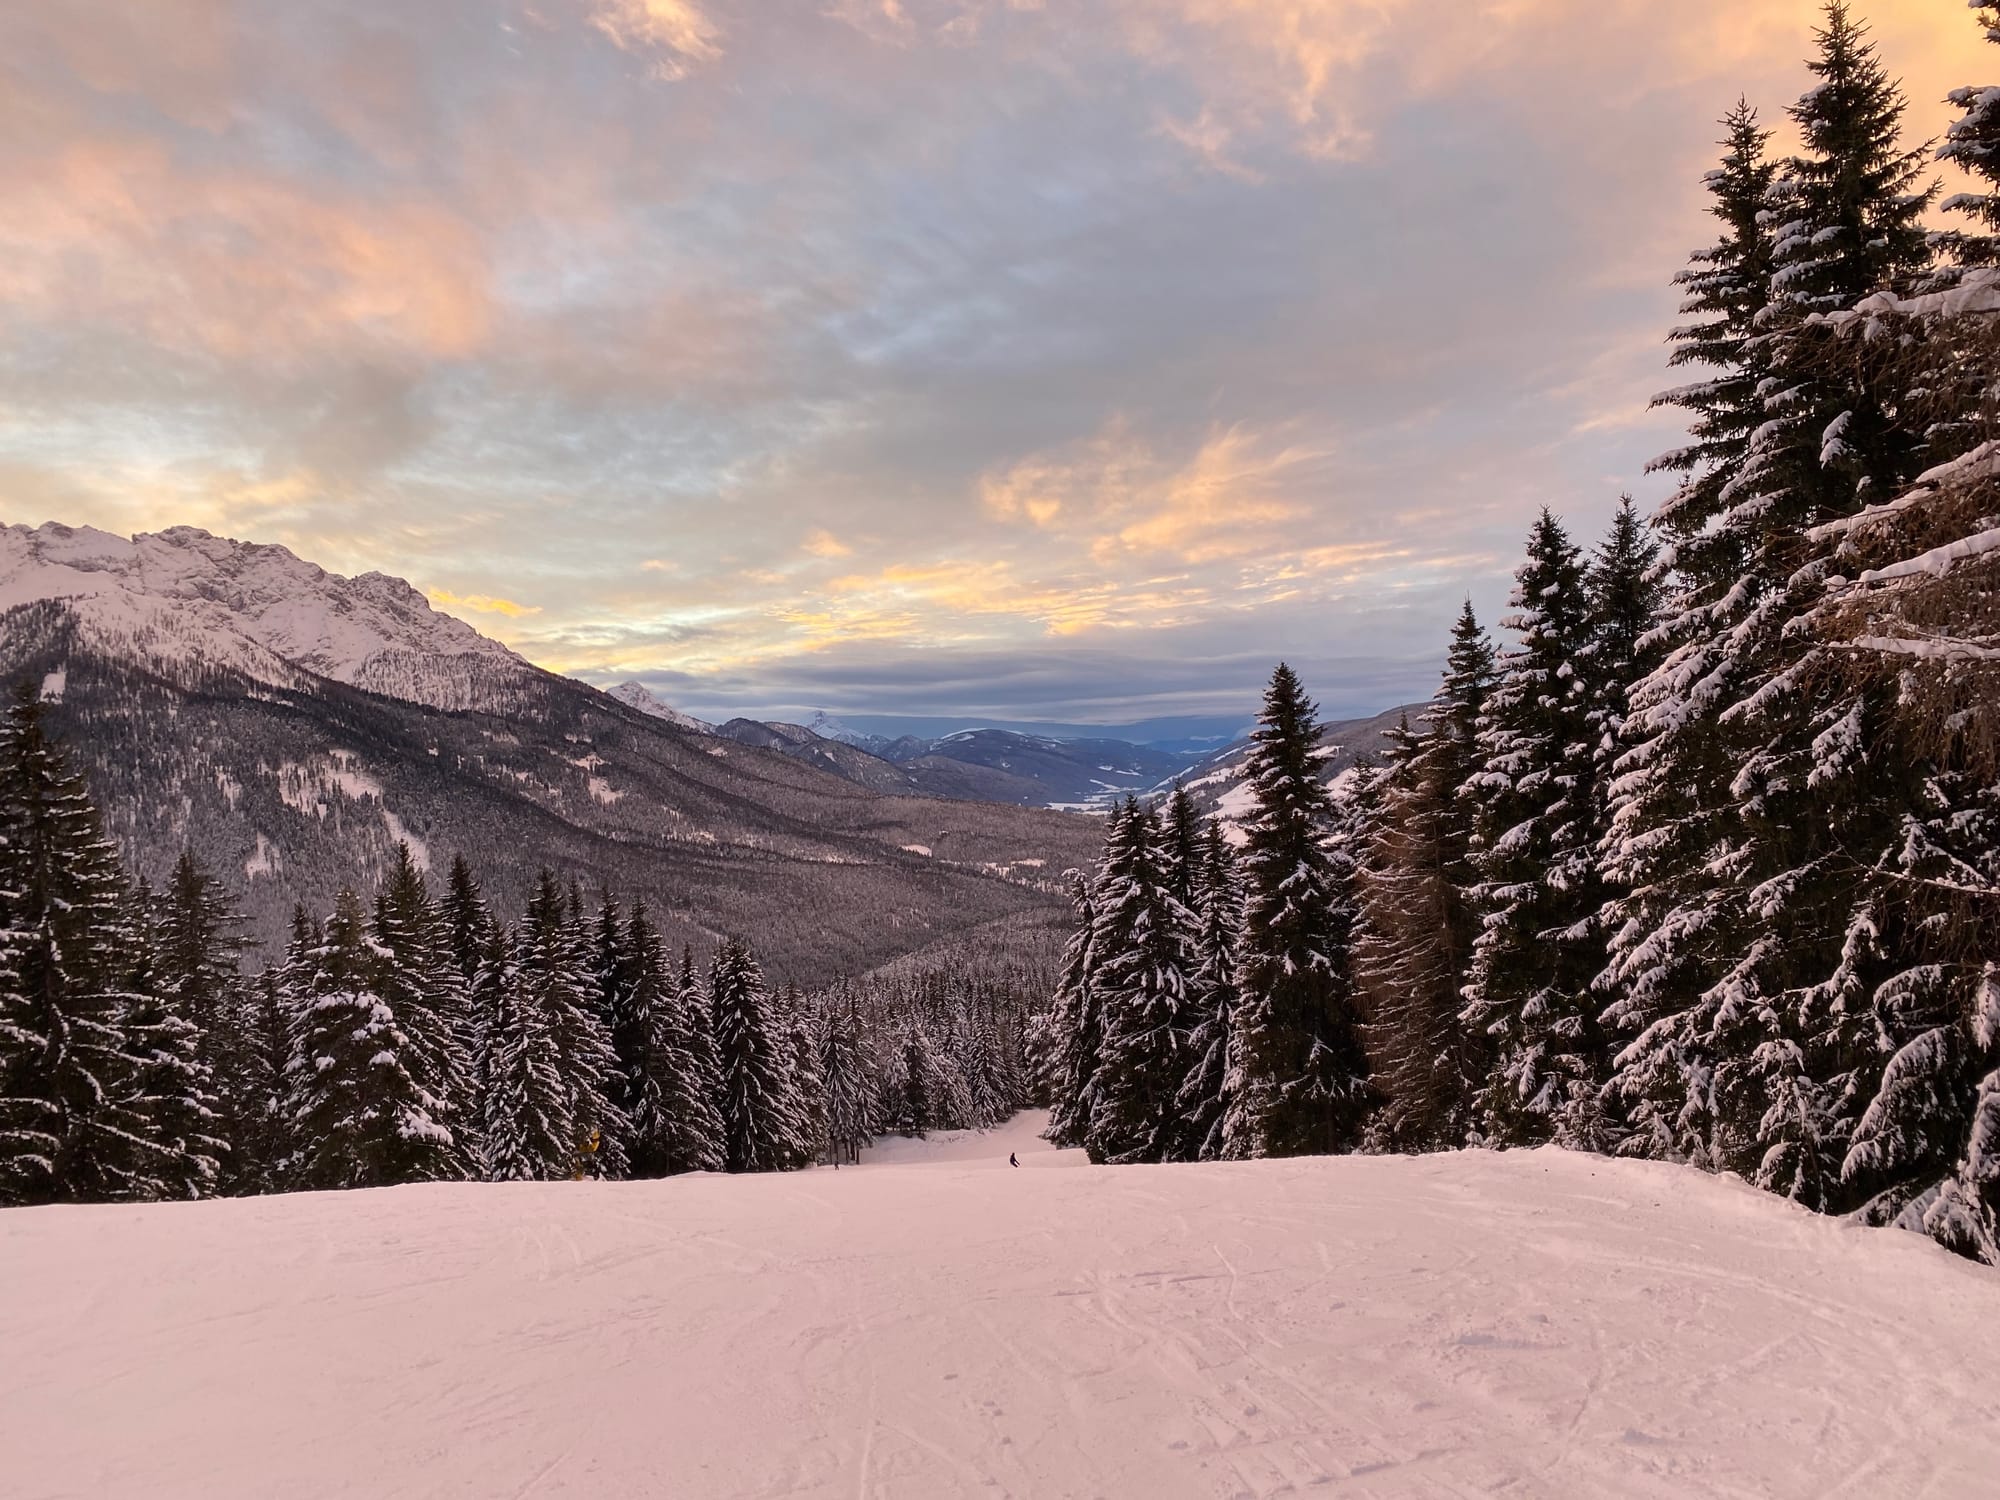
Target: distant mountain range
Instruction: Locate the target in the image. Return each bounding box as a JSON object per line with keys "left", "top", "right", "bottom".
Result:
{"left": 0, "top": 523, "right": 1102, "bottom": 982}
{"left": 605, "top": 680, "right": 1421, "bottom": 819}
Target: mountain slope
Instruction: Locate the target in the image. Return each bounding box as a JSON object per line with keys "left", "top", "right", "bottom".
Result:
{"left": 0, "top": 524, "right": 1099, "bottom": 979}
{"left": 5, "top": 1116, "right": 1995, "bottom": 1500}
{"left": 1175, "top": 702, "right": 1423, "bottom": 823}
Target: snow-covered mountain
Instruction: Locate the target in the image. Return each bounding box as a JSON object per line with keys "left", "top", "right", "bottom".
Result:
{"left": 0, "top": 522, "right": 1099, "bottom": 976}
{"left": 0, "top": 522, "right": 537, "bottom": 712}
{"left": 605, "top": 680, "right": 710, "bottom": 733}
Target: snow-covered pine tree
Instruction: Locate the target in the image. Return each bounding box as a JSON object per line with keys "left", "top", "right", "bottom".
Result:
{"left": 371, "top": 844, "right": 476, "bottom": 1178}
{"left": 1704, "top": 2, "right": 1939, "bottom": 1209}
{"left": 121, "top": 883, "right": 221, "bottom": 1201}
{"left": 516, "top": 871, "right": 627, "bottom": 1180}
{"left": 149, "top": 853, "right": 245, "bottom": 1190}
{"left": 1600, "top": 109, "right": 1784, "bottom": 1169}
{"left": 776, "top": 984, "right": 824, "bottom": 1170}
{"left": 1161, "top": 785, "right": 1204, "bottom": 911}
{"left": 230, "top": 969, "right": 292, "bottom": 1194}
{"left": 710, "top": 938, "right": 799, "bottom": 1172}
{"left": 1605, "top": 6, "right": 1942, "bottom": 1207}
{"left": 285, "top": 886, "right": 455, "bottom": 1190}
{"left": 1461, "top": 510, "right": 1606, "bottom": 1147}
{"left": 1174, "top": 818, "right": 1240, "bottom": 1161}
{"left": 1784, "top": 7, "right": 2000, "bottom": 1255}
{"left": 0, "top": 683, "right": 160, "bottom": 1205}
{"left": 1582, "top": 499, "right": 1665, "bottom": 828}
{"left": 442, "top": 854, "right": 492, "bottom": 990}
{"left": 677, "top": 942, "right": 727, "bottom": 1153}
{"left": 819, "top": 994, "right": 874, "bottom": 1165}
{"left": 624, "top": 901, "right": 723, "bottom": 1176}
{"left": 474, "top": 921, "right": 573, "bottom": 1181}
{"left": 1042, "top": 870, "right": 1102, "bottom": 1149}
{"left": 1087, "top": 800, "right": 1195, "bottom": 1164}
{"left": 1221, "top": 664, "right": 1369, "bottom": 1159}
{"left": 1356, "top": 605, "right": 1502, "bottom": 1151}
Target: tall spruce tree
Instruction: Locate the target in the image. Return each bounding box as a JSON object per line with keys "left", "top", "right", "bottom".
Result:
{"left": 710, "top": 939, "right": 798, "bottom": 1172}
{"left": 475, "top": 922, "right": 573, "bottom": 1181}
{"left": 1606, "top": 5, "right": 1939, "bottom": 1206}
{"left": 1356, "top": 606, "right": 1498, "bottom": 1151}
{"left": 285, "top": 886, "right": 455, "bottom": 1190}
{"left": 1087, "top": 801, "right": 1194, "bottom": 1164}
{"left": 1220, "top": 664, "right": 1369, "bottom": 1159}
{"left": 1174, "top": 820, "right": 1240, "bottom": 1161}
{"left": 0, "top": 684, "right": 162, "bottom": 1205}
{"left": 152, "top": 853, "right": 243, "bottom": 1190}
{"left": 1461, "top": 510, "right": 1605, "bottom": 1147}
{"left": 516, "top": 871, "right": 626, "bottom": 1180}
{"left": 1043, "top": 871, "right": 1103, "bottom": 1149}
{"left": 121, "top": 886, "right": 220, "bottom": 1201}
{"left": 624, "top": 902, "right": 723, "bottom": 1176}
{"left": 819, "top": 991, "right": 874, "bottom": 1166}
{"left": 371, "top": 844, "right": 476, "bottom": 1177}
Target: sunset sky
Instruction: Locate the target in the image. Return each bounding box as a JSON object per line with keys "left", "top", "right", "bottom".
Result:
{"left": 0, "top": 1, "right": 1983, "bottom": 722}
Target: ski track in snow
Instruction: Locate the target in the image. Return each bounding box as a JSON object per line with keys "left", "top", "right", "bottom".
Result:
{"left": 4, "top": 1114, "right": 1998, "bottom": 1499}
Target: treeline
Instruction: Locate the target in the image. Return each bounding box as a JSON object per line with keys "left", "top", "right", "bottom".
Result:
{"left": 1042, "top": 4, "right": 2000, "bottom": 1265}
{"left": 0, "top": 681, "right": 1042, "bottom": 1205}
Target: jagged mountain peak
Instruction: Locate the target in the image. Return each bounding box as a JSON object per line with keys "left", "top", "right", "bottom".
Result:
{"left": 0, "top": 520, "right": 532, "bottom": 711}
{"left": 606, "top": 680, "right": 711, "bottom": 732}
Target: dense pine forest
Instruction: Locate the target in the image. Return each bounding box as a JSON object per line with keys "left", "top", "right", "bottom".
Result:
{"left": 0, "top": 676, "right": 1047, "bottom": 1202}
{"left": 3, "top": 3, "right": 1996, "bottom": 1278}
{"left": 1043, "top": 4, "right": 2000, "bottom": 1266}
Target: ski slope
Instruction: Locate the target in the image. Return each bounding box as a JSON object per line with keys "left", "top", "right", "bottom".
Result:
{"left": 4, "top": 1113, "right": 1998, "bottom": 1499}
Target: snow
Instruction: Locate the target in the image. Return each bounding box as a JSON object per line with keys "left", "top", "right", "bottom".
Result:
{"left": 37, "top": 667, "right": 64, "bottom": 703}
{"left": 900, "top": 843, "right": 933, "bottom": 857}
{"left": 605, "top": 680, "right": 711, "bottom": 732}
{"left": 6, "top": 1114, "right": 1997, "bottom": 1499}
{"left": 0, "top": 522, "right": 529, "bottom": 711}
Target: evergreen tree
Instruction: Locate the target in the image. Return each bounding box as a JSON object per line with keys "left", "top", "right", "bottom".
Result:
{"left": 1087, "top": 801, "right": 1195, "bottom": 1164}
{"left": 371, "top": 844, "right": 476, "bottom": 1177}
{"left": 1606, "top": 5, "right": 1939, "bottom": 1206}
{"left": 710, "top": 939, "right": 798, "bottom": 1172}
{"left": 285, "top": 887, "right": 454, "bottom": 1190}
{"left": 1174, "top": 820, "right": 1240, "bottom": 1161}
{"left": 0, "top": 684, "right": 160, "bottom": 1205}
{"left": 475, "top": 922, "right": 573, "bottom": 1181}
{"left": 819, "top": 995, "right": 874, "bottom": 1165}
{"left": 1160, "top": 785, "right": 1204, "bottom": 910}
{"left": 442, "top": 854, "right": 492, "bottom": 990}
{"left": 1461, "top": 510, "right": 1606, "bottom": 1146}
{"left": 516, "top": 871, "right": 627, "bottom": 1180}
{"left": 1043, "top": 872, "right": 1102, "bottom": 1150}
{"left": 1221, "top": 664, "right": 1369, "bottom": 1159}
{"left": 623, "top": 902, "right": 723, "bottom": 1175}
{"left": 150, "top": 852, "right": 243, "bottom": 1189}
{"left": 229, "top": 969, "right": 292, "bottom": 1193}
{"left": 1647, "top": 99, "right": 1777, "bottom": 583}
{"left": 121, "top": 886, "right": 221, "bottom": 1200}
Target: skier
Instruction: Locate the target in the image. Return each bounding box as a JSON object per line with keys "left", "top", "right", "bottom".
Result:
{"left": 1008, "top": 1152, "right": 1019, "bottom": 1168}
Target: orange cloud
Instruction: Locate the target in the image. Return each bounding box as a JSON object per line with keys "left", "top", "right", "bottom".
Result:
{"left": 0, "top": 135, "right": 491, "bottom": 366}
{"left": 427, "top": 589, "right": 543, "bottom": 618}
{"left": 585, "top": 0, "right": 724, "bottom": 78}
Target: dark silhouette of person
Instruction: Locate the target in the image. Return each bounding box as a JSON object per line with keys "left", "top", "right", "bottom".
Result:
{"left": 1008, "top": 1152, "right": 1019, "bottom": 1168}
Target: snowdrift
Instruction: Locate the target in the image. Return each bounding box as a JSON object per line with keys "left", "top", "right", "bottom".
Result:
{"left": 4, "top": 1114, "right": 1996, "bottom": 1498}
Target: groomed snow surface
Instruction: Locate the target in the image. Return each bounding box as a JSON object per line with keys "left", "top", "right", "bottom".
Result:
{"left": 5, "top": 1115, "right": 1998, "bottom": 1499}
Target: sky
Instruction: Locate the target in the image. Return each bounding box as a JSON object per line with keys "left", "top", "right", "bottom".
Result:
{"left": 0, "top": 1, "right": 1984, "bottom": 723}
